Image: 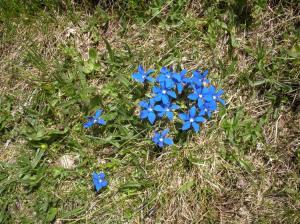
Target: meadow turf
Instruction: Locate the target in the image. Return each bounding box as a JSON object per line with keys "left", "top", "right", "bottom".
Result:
{"left": 0, "top": 0, "right": 300, "bottom": 223}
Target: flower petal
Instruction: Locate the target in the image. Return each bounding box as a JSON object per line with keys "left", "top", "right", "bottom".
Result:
{"left": 192, "top": 122, "right": 200, "bottom": 133}
{"left": 100, "top": 180, "right": 108, "bottom": 187}
{"left": 83, "top": 120, "right": 93, "bottom": 128}
{"left": 140, "top": 110, "right": 148, "bottom": 119}
{"left": 218, "top": 98, "right": 225, "bottom": 105}
{"left": 138, "top": 65, "right": 144, "bottom": 73}
{"left": 161, "top": 129, "right": 169, "bottom": 136}
{"left": 195, "top": 116, "right": 205, "bottom": 123}
{"left": 188, "top": 93, "right": 198, "bottom": 101}
{"left": 146, "top": 76, "right": 155, "bottom": 82}
{"left": 132, "top": 73, "right": 143, "bottom": 82}
{"left": 197, "top": 99, "right": 204, "bottom": 108}
{"left": 162, "top": 95, "right": 169, "bottom": 104}
{"left": 189, "top": 106, "right": 197, "bottom": 118}
{"left": 164, "top": 138, "right": 173, "bottom": 145}
{"left": 94, "top": 110, "right": 102, "bottom": 118}
{"left": 182, "top": 121, "right": 191, "bottom": 130}
{"left": 152, "top": 86, "right": 161, "bottom": 94}
{"left": 167, "top": 91, "right": 176, "bottom": 99}
{"left": 171, "top": 104, "right": 180, "bottom": 110}
{"left": 158, "top": 112, "right": 165, "bottom": 117}
{"left": 179, "top": 113, "right": 188, "bottom": 121}
{"left": 166, "top": 111, "right": 174, "bottom": 120}
{"left": 177, "top": 83, "right": 183, "bottom": 94}
{"left": 97, "top": 119, "right": 106, "bottom": 125}
{"left": 158, "top": 141, "right": 164, "bottom": 148}
{"left": 172, "top": 74, "right": 181, "bottom": 82}
{"left": 139, "top": 100, "right": 148, "bottom": 108}
{"left": 216, "top": 89, "right": 224, "bottom": 96}
{"left": 148, "top": 112, "right": 156, "bottom": 124}
{"left": 165, "top": 79, "right": 173, "bottom": 88}
{"left": 145, "top": 69, "right": 154, "bottom": 75}
{"left": 98, "top": 173, "right": 105, "bottom": 178}
{"left": 202, "top": 69, "right": 209, "bottom": 78}
{"left": 152, "top": 133, "right": 160, "bottom": 143}
{"left": 154, "top": 105, "right": 164, "bottom": 112}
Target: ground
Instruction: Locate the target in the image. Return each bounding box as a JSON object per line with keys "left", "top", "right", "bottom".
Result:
{"left": 0, "top": 0, "right": 300, "bottom": 223}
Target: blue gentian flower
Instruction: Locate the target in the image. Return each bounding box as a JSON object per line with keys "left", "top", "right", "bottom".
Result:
{"left": 92, "top": 172, "right": 108, "bottom": 192}
{"left": 83, "top": 109, "right": 106, "bottom": 128}
{"left": 199, "top": 101, "right": 217, "bottom": 118}
{"left": 187, "top": 87, "right": 214, "bottom": 108}
{"left": 156, "top": 67, "right": 182, "bottom": 89}
{"left": 179, "top": 106, "right": 206, "bottom": 132}
{"left": 132, "top": 65, "right": 155, "bottom": 83}
{"left": 152, "top": 83, "right": 177, "bottom": 104}
{"left": 190, "top": 70, "right": 210, "bottom": 88}
{"left": 210, "top": 86, "right": 225, "bottom": 106}
{"left": 154, "top": 103, "right": 180, "bottom": 120}
{"left": 152, "top": 129, "right": 173, "bottom": 148}
{"left": 140, "top": 99, "right": 157, "bottom": 124}
{"left": 171, "top": 69, "right": 188, "bottom": 94}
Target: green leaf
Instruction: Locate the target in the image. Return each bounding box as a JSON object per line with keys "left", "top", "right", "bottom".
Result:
{"left": 178, "top": 180, "right": 195, "bottom": 193}
{"left": 88, "top": 48, "right": 97, "bottom": 61}
{"left": 31, "top": 148, "right": 45, "bottom": 169}
{"left": 102, "top": 37, "right": 115, "bottom": 62}
{"left": 46, "top": 207, "right": 57, "bottom": 222}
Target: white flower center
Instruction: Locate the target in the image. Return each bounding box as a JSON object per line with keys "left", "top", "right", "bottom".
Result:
{"left": 162, "top": 90, "right": 167, "bottom": 94}
{"left": 204, "top": 108, "right": 207, "bottom": 112}
{"left": 213, "top": 96, "right": 216, "bottom": 100}
{"left": 190, "top": 118, "right": 194, "bottom": 122}
{"left": 166, "top": 108, "right": 170, "bottom": 112}
{"left": 142, "top": 75, "right": 146, "bottom": 79}
{"left": 93, "top": 119, "right": 98, "bottom": 123}
{"left": 159, "top": 138, "right": 163, "bottom": 142}
{"left": 198, "top": 94, "right": 203, "bottom": 98}
{"left": 166, "top": 75, "right": 170, "bottom": 78}
{"left": 148, "top": 108, "right": 153, "bottom": 111}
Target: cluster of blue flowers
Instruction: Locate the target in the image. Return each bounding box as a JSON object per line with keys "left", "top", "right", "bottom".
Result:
{"left": 132, "top": 65, "right": 225, "bottom": 147}
{"left": 82, "top": 65, "right": 225, "bottom": 192}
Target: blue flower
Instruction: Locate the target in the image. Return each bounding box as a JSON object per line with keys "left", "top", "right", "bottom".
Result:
{"left": 154, "top": 103, "right": 180, "bottom": 120}
{"left": 132, "top": 65, "right": 155, "bottom": 83}
{"left": 172, "top": 69, "right": 188, "bottom": 94}
{"left": 152, "top": 129, "right": 173, "bottom": 148}
{"left": 179, "top": 106, "right": 206, "bottom": 132}
{"left": 83, "top": 109, "right": 106, "bottom": 128}
{"left": 152, "top": 83, "right": 177, "bottom": 104}
{"left": 190, "top": 70, "right": 210, "bottom": 88}
{"left": 210, "top": 86, "right": 225, "bottom": 106}
{"left": 140, "top": 99, "right": 157, "bottom": 124}
{"left": 199, "top": 101, "right": 217, "bottom": 118}
{"left": 92, "top": 172, "right": 108, "bottom": 192}
{"left": 156, "top": 67, "right": 180, "bottom": 89}
{"left": 187, "top": 87, "right": 213, "bottom": 108}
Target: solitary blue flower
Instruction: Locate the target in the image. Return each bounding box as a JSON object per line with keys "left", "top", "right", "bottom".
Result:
{"left": 152, "top": 83, "right": 176, "bottom": 104}
{"left": 187, "top": 87, "right": 213, "bottom": 108}
{"left": 92, "top": 172, "right": 108, "bottom": 192}
{"left": 83, "top": 109, "right": 106, "bottom": 128}
{"left": 154, "top": 103, "right": 180, "bottom": 120}
{"left": 179, "top": 106, "right": 206, "bottom": 132}
{"left": 152, "top": 129, "right": 173, "bottom": 148}
{"left": 132, "top": 65, "right": 155, "bottom": 83}
{"left": 140, "top": 99, "right": 157, "bottom": 124}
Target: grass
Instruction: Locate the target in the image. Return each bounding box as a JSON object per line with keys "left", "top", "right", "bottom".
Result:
{"left": 1, "top": 0, "right": 300, "bottom": 223}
